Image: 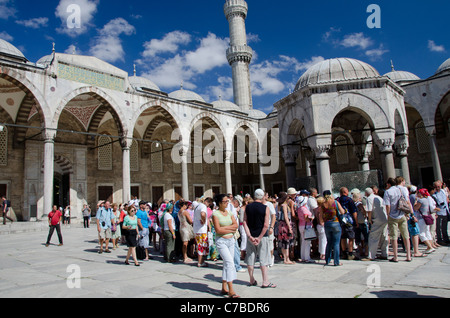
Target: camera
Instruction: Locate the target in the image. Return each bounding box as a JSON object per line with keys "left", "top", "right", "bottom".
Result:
{"left": 101, "top": 221, "right": 106, "bottom": 227}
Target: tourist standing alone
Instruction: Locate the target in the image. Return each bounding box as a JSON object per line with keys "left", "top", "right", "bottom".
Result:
{"left": 45, "top": 205, "right": 63, "bottom": 247}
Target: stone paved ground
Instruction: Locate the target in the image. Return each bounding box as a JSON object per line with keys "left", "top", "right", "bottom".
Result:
{"left": 0, "top": 223, "right": 449, "bottom": 299}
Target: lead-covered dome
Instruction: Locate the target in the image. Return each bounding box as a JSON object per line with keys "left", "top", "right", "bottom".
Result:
{"left": 212, "top": 99, "right": 241, "bottom": 112}
{"left": 436, "top": 58, "right": 450, "bottom": 75}
{"left": 384, "top": 70, "right": 420, "bottom": 83}
{"left": 169, "top": 88, "right": 206, "bottom": 103}
{"left": 295, "top": 58, "right": 380, "bottom": 91}
{"left": 129, "top": 75, "right": 161, "bottom": 92}
{"left": 0, "top": 38, "right": 27, "bottom": 61}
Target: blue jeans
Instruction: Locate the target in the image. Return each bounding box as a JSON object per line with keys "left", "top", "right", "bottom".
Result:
{"left": 325, "top": 221, "right": 342, "bottom": 265}
{"left": 234, "top": 240, "right": 243, "bottom": 271}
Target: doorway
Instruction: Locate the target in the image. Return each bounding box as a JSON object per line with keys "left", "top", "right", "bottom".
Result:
{"left": 420, "top": 167, "right": 435, "bottom": 188}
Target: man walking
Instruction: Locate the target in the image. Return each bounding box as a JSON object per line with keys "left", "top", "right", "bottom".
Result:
{"left": 45, "top": 205, "right": 63, "bottom": 247}
{"left": 243, "top": 189, "right": 276, "bottom": 289}
{"left": 96, "top": 201, "right": 114, "bottom": 254}
{"left": 433, "top": 180, "right": 450, "bottom": 245}
{"left": 1, "top": 196, "right": 13, "bottom": 225}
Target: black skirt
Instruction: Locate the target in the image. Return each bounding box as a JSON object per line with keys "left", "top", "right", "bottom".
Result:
{"left": 126, "top": 229, "right": 138, "bottom": 247}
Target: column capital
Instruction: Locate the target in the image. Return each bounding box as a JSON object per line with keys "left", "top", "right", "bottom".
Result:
{"left": 313, "top": 144, "right": 332, "bottom": 160}
{"left": 42, "top": 129, "right": 57, "bottom": 142}
{"left": 120, "top": 137, "right": 133, "bottom": 150}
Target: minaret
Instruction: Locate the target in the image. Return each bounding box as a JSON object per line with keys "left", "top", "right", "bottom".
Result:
{"left": 224, "top": 0, "right": 253, "bottom": 111}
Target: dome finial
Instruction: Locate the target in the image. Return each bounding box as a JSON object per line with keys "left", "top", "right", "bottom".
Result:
{"left": 52, "top": 42, "right": 55, "bottom": 53}
{"left": 133, "top": 64, "right": 136, "bottom": 76}
{"left": 390, "top": 60, "right": 395, "bottom": 72}
{"left": 180, "top": 81, "right": 184, "bottom": 90}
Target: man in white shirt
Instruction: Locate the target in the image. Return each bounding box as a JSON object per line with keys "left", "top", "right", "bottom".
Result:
{"left": 363, "top": 188, "right": 388, "bottom": 260}
{"left": 383, "top": 177, "right": 411, "bottom": 262}
{"left": 263, "top": 191, "right": 276, "bottom": 267}
{"left": 193, "top": 197, "right": 213, "bottom": 267}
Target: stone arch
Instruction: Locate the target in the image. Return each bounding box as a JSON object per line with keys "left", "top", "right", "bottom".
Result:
{"left": 323, "top": 92, "right": 389, "bottom": 133}
{"left": 52, "top": 86, "right": 128, "bottom": 141}
{"left": 134, "top": 100, "right": 181, "bottom": 134}
{"left": 0, "top": 69, "right": 51, "bottom": 144}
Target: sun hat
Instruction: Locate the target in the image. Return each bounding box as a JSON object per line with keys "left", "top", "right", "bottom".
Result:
{"left": 287, "top": 187, "right": 297, "bottom": 195}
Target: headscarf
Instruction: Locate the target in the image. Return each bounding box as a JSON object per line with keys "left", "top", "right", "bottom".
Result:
{"left": 418, "top": 188, "right": 430, "bottom": 198}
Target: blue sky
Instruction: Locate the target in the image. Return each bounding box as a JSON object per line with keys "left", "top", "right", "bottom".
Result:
{"left": 1, "top": 0, "right": 449, "bottom": 114}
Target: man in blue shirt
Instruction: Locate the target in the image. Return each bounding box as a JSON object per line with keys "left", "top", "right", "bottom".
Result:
{"left": 433, "top": 181, "right": 450, "bottom": 245}
{"left": 336, "top": 187, "right": 357, "bottom": 260}
{"left": 136, "top": 201, "right": 150, "bottom": 260}
{"left": 96, "top": 201, "right": 115, "bottom": 254}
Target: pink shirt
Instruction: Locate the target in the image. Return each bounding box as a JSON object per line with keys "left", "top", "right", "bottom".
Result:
{"left": 297, "top": 206, "right": 312, "bottom": 227}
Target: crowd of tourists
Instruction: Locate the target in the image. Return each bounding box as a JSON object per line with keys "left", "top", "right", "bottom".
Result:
{"left": 43, "top": 177, "right": 450, "bottom": 298}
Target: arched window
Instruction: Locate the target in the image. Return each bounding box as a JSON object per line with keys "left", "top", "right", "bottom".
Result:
{"left": 415, "top": 121, "right": 430, "bottom": 154}
{"left": 335, "top": 135, "right": 349, "bottom": 165}
{"left": 0, "top": 126, "right": 7, "bottom": 166}
{"left": 130, "top": 140, "right": 139, "bottom": 172}
{"left": 98, "top": 136, "right": 112, "bottom": 170}
{"left": 151, "top": 142, "right": 163, "bottom": 172}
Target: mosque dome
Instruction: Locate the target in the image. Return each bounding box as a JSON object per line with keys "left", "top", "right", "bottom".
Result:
{"left": 436, "top": 58, "right": 450, "bottom": 75}
{"left": 295, "top": 58, "right": 380, "bottom": 91}
{"left": 212, "top": 99, "right": 241, "bottom": 112}
{"left": 36, "top": 54, "right": 54, "bottom": 66}
{"left": 246, "top": 108, "right": 267, "bottom": 119}
{"left": 0, "top": 38, "right": 27, "bottom": 61}
{"left": 129, "top": 75, "right": 161, "bottom": 92}
{"left": 169, "top": 87, "right": 206, "bottom": 103}
{"left": 384, "top": 70, "right": 420, "bottom": 83}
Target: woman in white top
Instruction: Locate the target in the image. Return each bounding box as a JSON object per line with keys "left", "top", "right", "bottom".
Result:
{"left": 163, "top": 203, "right": 176, "bottom": 263}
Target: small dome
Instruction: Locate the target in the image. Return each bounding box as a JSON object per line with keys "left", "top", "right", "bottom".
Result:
{"left": 212, "top": 99, "right": 241, "bottom": 112}
{"left": 0, "top": 38, "right": 26, "bottom": 61}
{"left": 247, "top": 109, "right": 267, "bottom": 119}
{"left": 384, "top": 70, "right": 420, "bottom": 83}
{"left": 129, "top": 75, "right": 160, "bottom": 92}
{"left": 36, "top": 54, "right": 54, "bottom": 66}
{"left": 169, "top": 88, "right": 206, "bottom": 103}
{"left": 436, "top": 58, "right": 450, "bottom": 75}
{"left": 295, "top": 58, "right": 380, "bottom": 91}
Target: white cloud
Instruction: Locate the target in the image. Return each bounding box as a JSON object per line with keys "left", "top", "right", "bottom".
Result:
{"left": 428, "top": 40, "right": 446, "bottom": 52}
{"left": 139, "top": 32, "right": 228, "bottom": 90}
{"left": 365, "top": 44, "right": 389, "bottom": 61}
{"left": 0, "top": 0, "right": 16, "bottom": 20}
{"left": 55, "top": 0, "right": 99, "bottom": 37}
{"left": 339, "top": 32, "right": 373, "bottom": 50}
{"left": 0, "top": 31, "right": 13, "bottom": 42}
{"left": 89, "top": 18, "right": 135, "bottom": 63}
{"left": 16, "top": 17, "right": 49, "bottom": 29}
{"left": 142, "top": 31, "right": 191, "bottom": 58}
{"left": 184, "top": 33, "right": 228, "bottom": 73}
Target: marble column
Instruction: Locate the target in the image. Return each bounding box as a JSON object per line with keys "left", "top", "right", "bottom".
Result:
{"left": 121, "top": 138, "right": 132, "bottom": 204}
{"left": 42, "top": 129, "right": 57, "bottom": 219}
{"left": 395, "top": 138, "right": 411, "bottom": 185}
{"left": 224, "top": 149, "right": 233, "bottom": 195}
{"left": 429, "top": 134, "right": 443, "bottom": 182}
{"left": 377, "top": 139, "right": 396, "bottom": 182}
{"left": 180, "top": 146, "right": 190, "bottom": 200}
{"left": 314, "top": 145, "right": 332, "bottom": 195}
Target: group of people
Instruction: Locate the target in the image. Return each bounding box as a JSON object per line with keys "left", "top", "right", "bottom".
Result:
{"left": 43, "top": 178, "right": 449, "bottom": 298}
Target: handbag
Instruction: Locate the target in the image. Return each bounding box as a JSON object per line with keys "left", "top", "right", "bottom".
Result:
{"left": 418, "top": 205, "right": 434, "bottom": 226}
{"left": 304, "top": 224, "right": 317, "bottom": 241}
{"left": 397, "top": 188, "right": 411, "bottom": 214}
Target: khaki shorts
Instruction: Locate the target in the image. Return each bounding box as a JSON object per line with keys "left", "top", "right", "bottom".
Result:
{"left": 99, "top": 228, "right": 112, "bottom": 240}
{"left": 388, "top": 216, "right": 410, "bottom": 241}
{"left": 245, "top": 236, "right": 272, "bottom": 267}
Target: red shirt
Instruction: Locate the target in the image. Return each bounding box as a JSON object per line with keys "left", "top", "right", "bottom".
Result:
{"left": 48, "top": 210, "right": 62, "bottom": 226}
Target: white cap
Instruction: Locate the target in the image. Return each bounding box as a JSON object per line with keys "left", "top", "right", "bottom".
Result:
{"left": 254, "top": 189, "right": 265, "bottom": 200}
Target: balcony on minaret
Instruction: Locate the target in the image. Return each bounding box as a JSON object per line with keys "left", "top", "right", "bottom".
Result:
{"left": 226, "top": 45, "right": 253, "bottom": 65}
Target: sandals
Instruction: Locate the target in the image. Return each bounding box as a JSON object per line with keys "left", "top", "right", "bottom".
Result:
{"left": 249, "top": 280, "right": 257, "bottom": 287}
{"left": 261, "top": 283, "right": 277, "bottom": 289}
